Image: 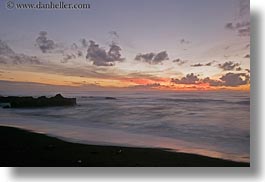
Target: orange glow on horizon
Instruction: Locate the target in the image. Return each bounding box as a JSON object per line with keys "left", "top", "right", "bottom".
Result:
{"left": 0, "top": 70, "right": 250, "bottom": 92}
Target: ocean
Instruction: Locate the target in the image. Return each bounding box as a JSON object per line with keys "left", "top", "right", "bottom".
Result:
{"left": 0, "top": 91, "right": 250, "bottom": 162}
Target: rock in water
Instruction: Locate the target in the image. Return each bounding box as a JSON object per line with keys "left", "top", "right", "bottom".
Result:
{"left": 105, "top": 97, "right": 117, "bottom": 100}
{"left": 0, "top": 94, "right": 76, "bottom": 108}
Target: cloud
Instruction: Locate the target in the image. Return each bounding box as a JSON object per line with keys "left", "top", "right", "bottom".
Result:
{"left": 225, "top": 21, "right": 250, "bottom": 36}
{"left": 0, "top": 40, "right": 41, "bottom": 65}
{"left": 191, "top": 61, "right": 216, "bottom": 67}
{"left": 109, "top": 31, "right": 119, "bottom": 39}
{"left": 171, "top": 72, "right": 250, "bottom": 87}
{"left": 135, "top": 52, "right": 155, "bottom": 62}
{"left": 244, "top": 54, "right": 250, "bottom": 58}
{"left": 219, "top": 72, "right": 249, "bottom": 87}
{"left": 153, "top": 51, "right": 169, "bottom": 63}
{"left": 86, "top": 40, "right": 124, "bottom": 66}
{"left": 171, "top": 73, "right": 199, "bottom": 84}
{"left": 67, "top": 42, "right": 85, "bottom": 60}
{"left": 126, "top": 72, "right": 166, "bottom": 82}
{"left": 225, "top": 0, "right": 249, "bottom": 37}
{"left": 71, "top": 43, "right": 78, "bottom": 50}
{"left": 0, "top": 40, "right": 15, "bottom": 56}
{"left": 0, "top": 60, "right": 7, "bottom": 64}
{"left": 172, "top": 58, "right": 188, "bottom": 66}
{"left": 135, "top": 51, "right": 169, "bottom": 65}
{"left": 80, "top": 38, "right": 88, "bottom": 48}
{"left": 35, "top": 31, "right": 56, "bottom": 53}
{"left": 77, "top": 50, "right": 83, "bottom": 57}
{"left": 10, "top": 54, "right": 41, "bottom": 65}
{"left": 245, "top": 69, "right": 250, "bottom": 73}
{"left": 205, "top": 73, "right": 250, "bottom": 87}
{"left": 202, "top": 77, "right": 222, "bottom": 86}
{"left": 130, "top": 83, "right": 161, "bottom": 89}
{"left": 218, "top": 61, "right": 240, "bottom": 71}
{"left": 61, "top": 54, "right": 76, "bottom": 63}
{"left": 190, "top": 63, "right": 204, "bottom": 67}
{"left": 245, "top": 44, "right": 250, "bottom": 49}
{"left": 239, "top": 0, "right": 250, "bottom": 18}
{"left": 238, "top": 26, "right": 250, "bottom": 36}
{"left": 205, "top": 61, "right": 216, "bottom": 66}
{"left": 180, "top": 39, "right": 191, "bottom": 44}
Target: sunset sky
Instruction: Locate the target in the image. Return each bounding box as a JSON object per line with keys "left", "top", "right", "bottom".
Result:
{"left": 0, "top": 0, "right": 250, "bottom": 92}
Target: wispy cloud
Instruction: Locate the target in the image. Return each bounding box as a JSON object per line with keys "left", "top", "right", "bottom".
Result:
{"left": 0, "top": 40, "right": 41, "bottom": 65}
{"left": 180, "top": 38, "right": 191, "bottom": 45}
{"left": 225, "top": 21, "right": 250, "bottom": 37}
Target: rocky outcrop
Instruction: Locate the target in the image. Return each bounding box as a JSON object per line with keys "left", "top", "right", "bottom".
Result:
{"left": 0, "top": 94, "right": 76, "bottom": 108}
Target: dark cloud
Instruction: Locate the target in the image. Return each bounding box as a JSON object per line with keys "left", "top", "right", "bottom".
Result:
{"left": 180, "top": 39, "right": 191, "bottom": 44}
{"left": 135, "top": 53, "right": 155, "bottom": 62}
{"left": 218, "top": 61, "right": 240, "bottom": 71}
{"left": 172, "top": 58, "right": 188, "bottom": 66}
{"left": 86, "top": 40, "right": 124, "bottom": 66}
{"left": 202, "top": 77, "right": 222, "bottom": 86}
{"left": 205, "top": 73, "right": 250, "bottom": 87}
{"left": 171, "top": 72, "right": 250, "bottom": 87}
{"left": 0, "top": 40, "right": 41, "bottom": 65}
{"left": 153, "top": 51, "right": 169, "bottom": 63}
{"left": 35, "top": 31, "right": 56, "bottom": 53}
{"left": 171, "top": 73, "right": 199, "bottom": 84}
{"left": 190, "top": 63, "right": 203, "bottom": 67}
{"left": 135, "top": 51, "right": 169, "bottom": 65}
{"left": 191, "top": 61, "right": 216, "bottom": 67}
{"left": 225, "top": 21, "right": 250, "bottom": 36}
{"left": 205, "top": 61, "right": 216, "bottom": 66}
{"left": 219, "top": 72, "right": 249, "bottom": 87}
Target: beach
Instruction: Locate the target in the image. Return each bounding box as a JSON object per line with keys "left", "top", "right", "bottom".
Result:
{"left": 0, "top": 126, "right": 249, "bottom": 167}
{"left": 0, "top": 91, "right": 250, "bottom": 165}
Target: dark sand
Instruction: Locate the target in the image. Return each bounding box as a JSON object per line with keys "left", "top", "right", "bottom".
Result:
{"left": 0, "top": 126, "right": 249, "bottom": 167}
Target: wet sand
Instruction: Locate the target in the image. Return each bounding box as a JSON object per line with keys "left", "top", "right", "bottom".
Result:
{"left": 0, "top": 126, "right": 249, "bottom": 167}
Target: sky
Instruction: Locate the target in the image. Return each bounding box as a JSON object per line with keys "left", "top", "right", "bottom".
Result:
{"left": 0, "top": 0, "right": 250, "bottom": 92}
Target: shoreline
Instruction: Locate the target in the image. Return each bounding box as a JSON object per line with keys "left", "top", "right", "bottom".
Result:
{"left": 0, "top": 126, "right": 249, "bottom": 167}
